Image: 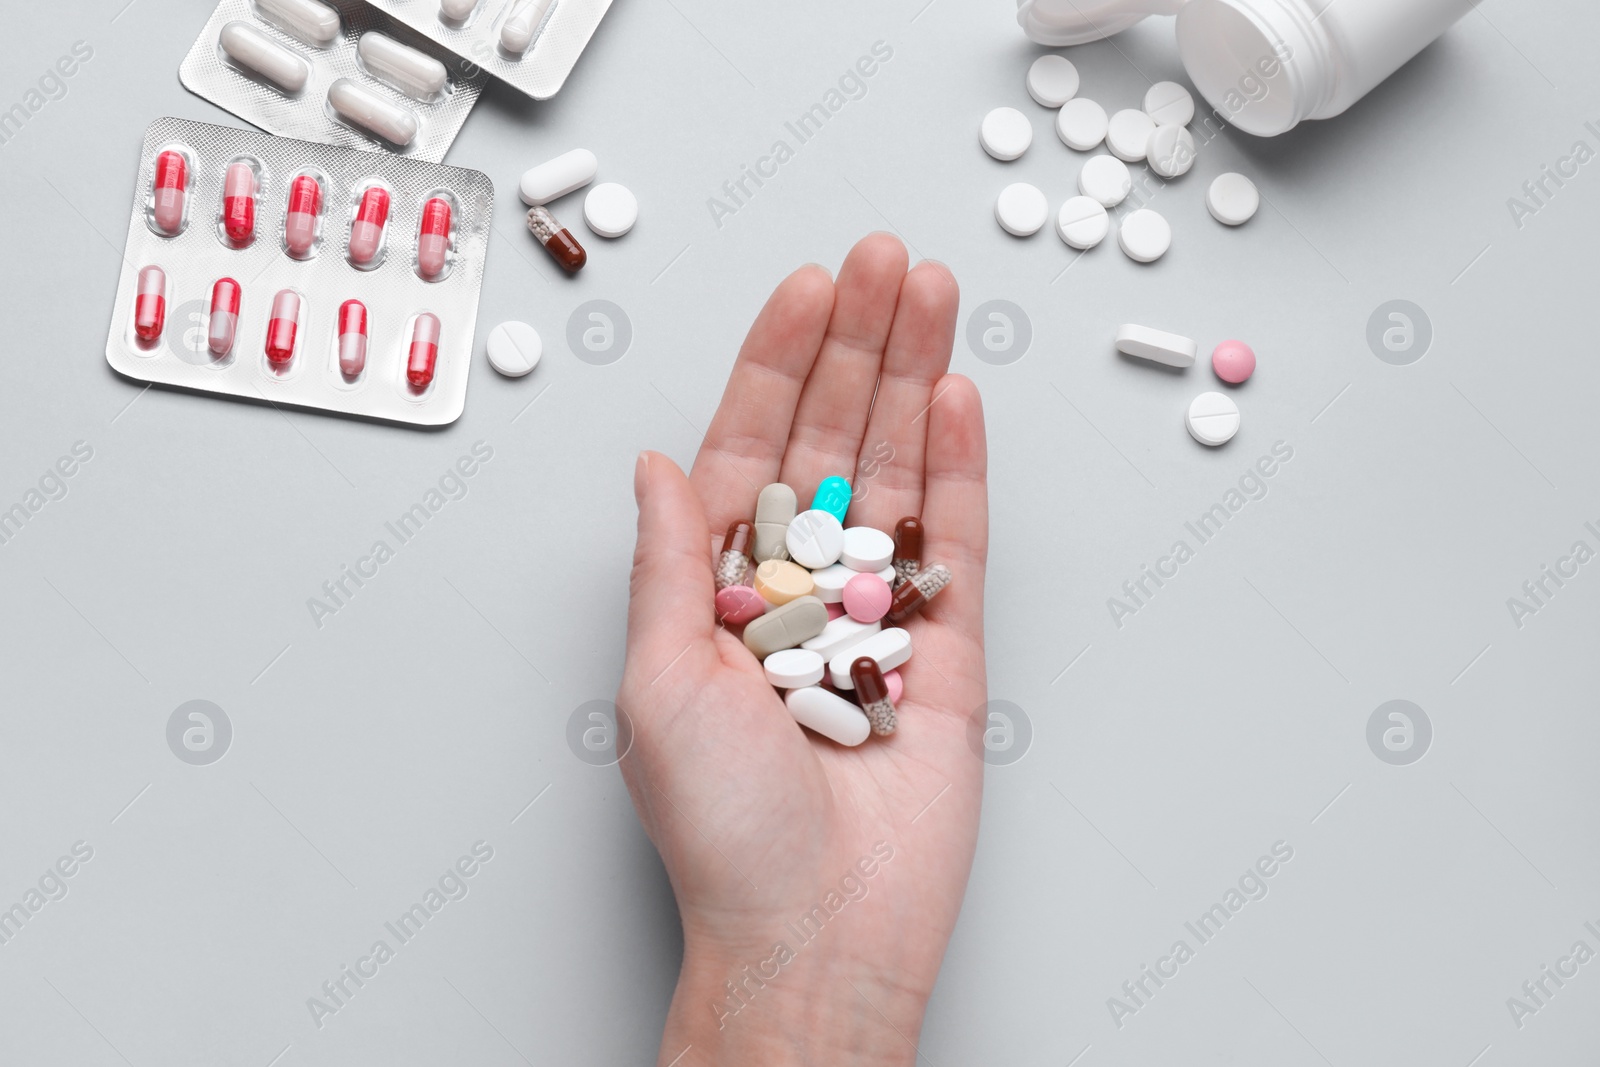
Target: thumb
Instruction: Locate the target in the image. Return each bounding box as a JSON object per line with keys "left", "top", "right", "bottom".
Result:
{"left": 626, "top": 451, "right": 715, "bottom": 666}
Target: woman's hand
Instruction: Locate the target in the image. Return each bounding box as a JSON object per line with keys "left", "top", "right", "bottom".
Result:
{"left": 618, "top": 233, "right": 988, "bottom": 1066}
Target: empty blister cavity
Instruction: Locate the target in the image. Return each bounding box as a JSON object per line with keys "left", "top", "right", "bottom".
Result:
{"left": 357, "top": 32, "right": 449, "bottom": 101}
{"left": 147, "top": 146, "right": 194, "bottom": 237}
{"left": 346, "top": 180, "right": 393, "bottom": 269}
{"left": 219, "top": 157, "right": 263, "bottom": 247}
{"left": 327, "top": 78, "right": 420, "bottom": 147}
{"left": 282, "top": 170, "right": 327, "bottom": 258}
{"left": 499, "top": 0, "right": 557, "bottom": 55}
{"left": 252, "top": 0, "right": 340, "bottom": 45}
{"left": 219, "top": 20, "right": 311, "bottom": 93}
{"left": 414, "top": 189, "right": 458, "bottom": 280}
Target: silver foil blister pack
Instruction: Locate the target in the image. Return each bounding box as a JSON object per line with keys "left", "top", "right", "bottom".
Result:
{"left": 180, "top": 0, "right": 489, "bottom": 162}
{"left": 356, "top": 0, "right": 615, "bottom": 100}
{"left": 105, "top": 117, "right": 492, "bottom": 427}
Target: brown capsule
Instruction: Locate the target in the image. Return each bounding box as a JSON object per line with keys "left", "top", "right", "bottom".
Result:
{"left": 850, "top": 656, "right": 897, "bottom": 736}
{"left": 887, "top": 563, "right": 951, "bottom": 622}
{"left": 892, "top": 516, "right": 923, "bottom": 586}
{"left": 526, "top": 206, "right": 586, "bottom": 272}
{"left": 715, "top": 521, "right": 754, "bottom": 590}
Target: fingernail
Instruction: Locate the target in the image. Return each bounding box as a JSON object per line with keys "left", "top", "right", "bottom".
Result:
{"left": 634, "top": 451, "right": 650, "bottom": 505}
{"left": 801, "top": 262, "right": 832, "bottom": 281}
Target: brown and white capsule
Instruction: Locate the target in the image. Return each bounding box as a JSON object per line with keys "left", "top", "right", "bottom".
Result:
{"left": 892, "top": 516, "right": 923, "bottom": 587}
{"left": 886, "top": 563, "right": 951, "bottom": 622}
{"left": 716, "top": 521, "right": 753, "bottom": 590}
{"left": 850, "top": 656, "right": 897, "bottom": 736}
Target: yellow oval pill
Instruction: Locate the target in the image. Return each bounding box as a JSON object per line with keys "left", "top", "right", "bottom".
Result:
{"left": 754, "top": 560, "right": 814, "bottom": 606}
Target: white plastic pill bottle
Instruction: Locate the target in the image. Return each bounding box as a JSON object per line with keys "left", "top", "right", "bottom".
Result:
{"left": 1017, "top": 0, "right": 1476, "bottom": 136}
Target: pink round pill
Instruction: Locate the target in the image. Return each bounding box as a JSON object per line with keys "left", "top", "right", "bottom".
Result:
{"left": 842, "top": 573, "right": 892, "bottom": 623}
{"left": 1212, "top": 340, "right": 1256, "bottom": 384}
{"left": 882, "top": 668, "right": 903, "bottom": 704}
{"left": 714, "top": 585, "right": 765, "bottom": 625}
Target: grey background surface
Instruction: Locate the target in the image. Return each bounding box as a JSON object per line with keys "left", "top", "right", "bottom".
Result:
{"left": 2, "top": 1, "right": 1597, "bottom": 1064}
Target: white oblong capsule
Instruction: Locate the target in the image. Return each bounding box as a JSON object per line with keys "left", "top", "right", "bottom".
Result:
{"left": 518, "top": 147, "right": 597, "bottom": 206}
{"left": 784, "top": 687, "right": 870, "bottom": 747}
{"left": 500, "top": 0, "right": 555, "bottom": 54}
{"left": 440, "top": 0, "right": 480, "bottom": 19}
{"left": 219, "top": 21, "right": 311, "bottom": 92}
{"left": 327, "top": 79, "right": 420, "bottom": 147}
{"left": 357, "top": 32, "right": 448, "bottom": 100}
{"left": 255, "top": 0, "right": 341, "bottom": 45}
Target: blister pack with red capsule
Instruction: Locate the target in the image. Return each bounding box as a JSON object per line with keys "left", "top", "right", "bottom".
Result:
{"left": 104, "top": 117, "right": 490, "bottom": 427}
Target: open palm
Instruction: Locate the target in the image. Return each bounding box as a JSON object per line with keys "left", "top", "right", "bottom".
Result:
{"left": 618, "top": 233, "right": 988, "bottom": 1065}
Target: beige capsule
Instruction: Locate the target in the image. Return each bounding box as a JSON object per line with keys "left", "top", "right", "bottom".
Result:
{"left": 743, "top": 596, "right": 828, "bottom": 658}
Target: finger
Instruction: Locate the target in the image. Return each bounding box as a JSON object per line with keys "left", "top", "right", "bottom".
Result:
{"left": 917, "top": 375, "right": 987, "bottom": 647}
{"left": 623, "top": 452, "right": 720, "bottom": 695}
{"left": 849, "top": 260, "right": 960, "bottom": 532}
{"left": 689, "top": 265, "right": 835, "bottom": 537}
{"left": 778, "top": 232, "right": 909, "bottom": 501}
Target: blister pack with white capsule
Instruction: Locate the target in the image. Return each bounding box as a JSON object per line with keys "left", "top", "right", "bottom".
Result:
{"left": 179, "top": 0, "right": 488, "bottom": 161}
{"left": 105, "top": 117, "right": 490, "bottom": 427}
{"left": 355, "top": 0, "right": 615, "bottom": 100}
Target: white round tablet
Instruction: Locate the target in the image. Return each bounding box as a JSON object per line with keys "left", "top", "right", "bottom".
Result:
{"left": 840, "top": 526, "right": 894, "bottom": 572}
{"left": 1078, "top": 155, "right": 1132, "bottom": 207}
{"left": 1143, "top": 81, "right": 1195, "bottom": 127}
{"left": 764, "top": 648, "right": 826, "bottom": 689}
{"left": 1186, "top": 392, "right": 1240, "bottom": 446}
{"left": 809, "top": 563, "right": 855, "bottom": 604}
{"left": 1106, "top": 108, "right": 1156, "bottom": 162}
{"left": 1207, "top": 172, "right": 1260, "bottom": 226}
{"left": 1146, "top": 124, "right": 1197, "bottom": 179}
{"left": 1055, "top": 97, "right": 1107, "bottom": 151}
{"left": 485, "top": 320, "right": 542, "bottom": 377}
{"left": 1056, "top": 195, "right": 1109, "bottom": 249}
{"left": 1026, "top": 54, "right": 1079, "bottom": 107}
{"left": 786, "top": 510, "right": 845, "bottom": 569}
{"left": 1119, "top": 208, "right": 1172, "bottom": 263}
{"left": 583, "top": 182, "right": 637, "bottom": 238}
{"left": 995, "top": 182, "right": 1049, "bottom": 237}
{"left": 980, "top": 106, "right": 1033, "bottom": 161}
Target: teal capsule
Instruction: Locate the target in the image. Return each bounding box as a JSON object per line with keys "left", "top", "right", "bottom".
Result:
{"left": 811, "top": 476, "right": 852, "bottom": 523}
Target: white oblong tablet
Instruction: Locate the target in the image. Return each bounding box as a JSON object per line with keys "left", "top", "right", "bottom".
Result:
{"left": 1026, "top": 55, "right": 1079, "bottom": 107}
{"left": 1143, "top": 81, "right": 1195, "bottom": 126}
{"left": 501, "top": 0, "right": 555, "bottom": 54}
{"left": 1106, "top": 108, "right": 1156, "bottom": 162}
{"left": 327, "top": 79, "right": 420, "bottom": 146}
{"left": 764, "top": 648, "right": 826, "bottom": 689}
{"left": 1119, "top": 208, "right": 1171, "bottom": 263}
{"left": 1078, "top": 155, "right": 1131, "bottom": 208}
{"left": 219, "top": 21, "right": 311, "bottom": 92}
{"left": 1056, "top": 97, "right": 1107, "bottom": 151}
{"left": 829, "top": 627, "right": 912, "bottom": 689}
{"left": 519, "top": 148, "right": 598, "bottom": 206}
{"left": 584, "top": 182, "right": 638, "bottom": 238}
{"left": 1147, "top": 124, "right": 1197, "bottom": 179}
{"left": 1207, "top": 172, "right": 1260, "bottom": 226}
{"left": 256, "top": 0, "right": 340, "bottom": 45}
{"left": 1187, "top": 392, "right": 1240, "bottom": 446}
{"left": 785, "top": 686, "right": 870, "bottom": 747}
{"left": 786, "top": 510, "right": 845, "bottom": 569}
{"left": 980, "top": 107, "right": 1033, "bottom": 161}
{"left": 357, "top": 32, "right": 448, "bottom": 99}
{"left": 1115, "top": 324, "right": 1197, "bottom": 367}
{"left": 485, "top": 320, "right": 541, "bottom": 377}
{"left": 995, "top": 182, "right": 1048, "bottom": 237}
{"left": 1056, "top": 195, "right": 1109, "bottom": 250}
{"left": 840, "top": 527, "right": 894, "bottom": 572}
{"left": 801, "top": 616, "right": 881, "bottom": 661}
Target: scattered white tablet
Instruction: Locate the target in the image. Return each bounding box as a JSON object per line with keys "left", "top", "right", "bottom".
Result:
{"left": 1106, "top": 108, "right": 1156, "bottom": 162}
{"left": 1207, "top": 172, "right": 1260, "bottom": 225}
{"left": 1027, "top": 55, "right": 1079, "bottom": 107}
{"left": 1143, "top": 81, "right": 1195, "bottom": 127}
{"left": 1147, "top": 124, "right": 1197, "bottom": 178}
{"left": 1055, "top": 97, "right": 1108, "bottom": 151}
{"left": 1078, "top": 154, "right": 1132, "bottom": 207}
{"left": 1056, "top": 196, "right": 1109, "bottom": 250}
{"left": 1118, "top": 208, "right": 1171, "bottom": 263}
{"left": 995, "top": 182, "right": 1049, "bottom": 236}
{"left": 1187, "top": 392, "right": 1241, "bottom": 446}
{"left": 981, "top": 107, "right": 1033, "bottom": 161}
{"left": 583, "top": 182, "right": 637, "bottom": 237}
{"left": 485, "top": 320, "right": 542, "bottom": 377}
{"left": 1115, "top": 324, "right": 1197, "bottom": 368}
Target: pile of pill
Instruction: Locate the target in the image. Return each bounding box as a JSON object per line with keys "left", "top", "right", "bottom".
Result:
{"left": 709, "top": 478, "right": 951, "bottom": 747}
{"left": 1115, "top": 325, "right": 1256, "bottom": 446}
{"left": 519, "top": 147, "right": 638, "bottom": 273}
{"left": 983, "top": 56, "right": 1261, "bottom": 262}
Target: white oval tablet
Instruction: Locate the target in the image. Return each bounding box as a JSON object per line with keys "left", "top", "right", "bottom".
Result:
{"left": 764, "top": 648, "right": 825, "bottom": 689}
{"left": 801, "top": 616, "right": 882, "bottom": 661}
{"left": 583, "top": 182, "right": 637, "bottom": 238}
{"left": 809, "top": 562, "right": 855, "bottom": 604}
{"left": 1106, "top": 108, "right": 1156, "bottom": 162}
{"left": 995, "top": 183, "right": 1048, "bottom": 237}
{"left": 519, "top": 148, "right": 598, "bottom": 206}
{"left": 980, "top": 107, "right": 1033, "bottom": 161}
{"left": 485, "top": 320, "right": 541, "bottom": 377}
{"left": 1147, "top": 124, "right": 1197, "bottom": 178}
{"left": 840, "top": 527, "right": 894, "bottom": 572}
{"left": 1078, "top": 155, "right": 1131, "bottom": 207}
{"left": 256, "top": 0, "right": 340, "bottom": 45}
{"left": 357, "top": 32, "right": 448, "bottom": 99}
{"left": 1056, "top": 195, "right": 1109, "bottom": 249}
{"left": 1207, "top": 172, "right": 1260, "bottom": 226}
{"left": 1115, "top": 324, "right": 1197, "bottom": 368}
{"left": 1187, "top": 392, "right": 1240, "bottom": 446}
{"left": 829, "top": 627, "right": 912, "bottom": 689}
{"left": 219, "top": 21, "right": 311, "bottom": 92}
{"left": 785, "top": 686, "right": 869, "bottom": 746}
{"left": 327, "top": 78, "right": 420, "bottom": 146}
{"left": 1143, "top": 81, "right": 1195, "bottom": 126}
{"left": 1026, "top": 55, "right": 1079, "bottom": 107}
{"left": 786, "top": 510, "right": 845, "bottom": 569}
{"left": 1119, "top": 208, "right": 1171, "bottom": 263}
{"left": 1056, "top": 97, "right": 1107, "bottom": 151}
